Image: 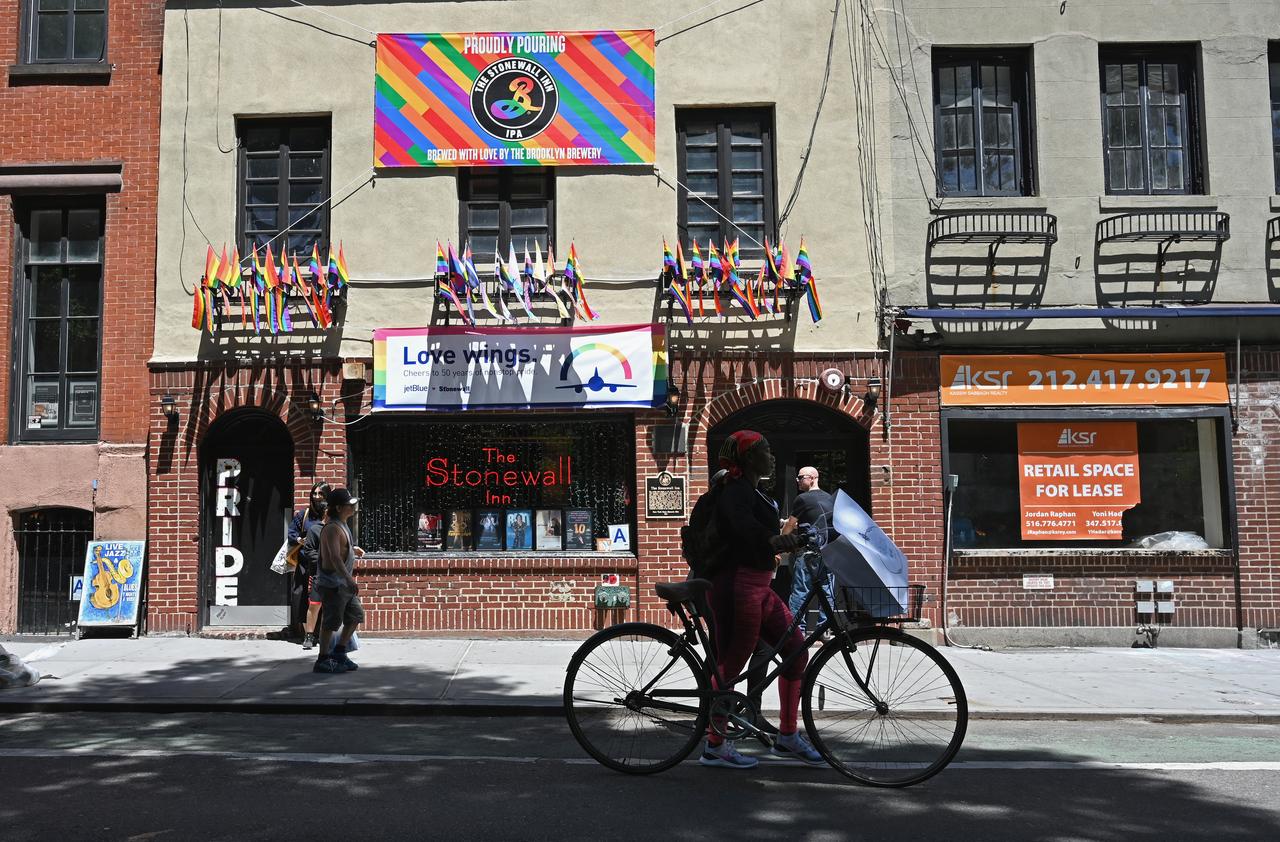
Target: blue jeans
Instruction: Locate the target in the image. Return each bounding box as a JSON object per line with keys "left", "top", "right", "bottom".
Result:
{"left": 788, "top": 552, "right": 835, "bottom": 633}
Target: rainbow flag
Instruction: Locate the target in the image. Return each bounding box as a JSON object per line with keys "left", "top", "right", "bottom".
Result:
{"left": 508, "top": 243, "right": 534, "bottom": 319}
{"left": 435, "top": 241, "right": 449, "bottom": 278}
{"left": 689, "top": 240, "right": 705, "bottom": 316}
{"left": 675, "top": 241, "right": 687, "bottom": 284}
{"left": 335, "top": 242, "right": 350, "bottom": 287}
{"left": 795, "top": 238, "right": 822, "bottom": 323}
{"left": 465, "top": 243, "right": 502, "bottom": 320}
{"left": 308, "top": 245, "right": 324, "bottom": 287}
{"left": 707, "top": 241, "right": 724, "bottom": 316}
{"left": 250, "top": 246, "right": 265, "bottom": 333}
{"left": 661, "top": 238, "right": 677, "bottom": 279}
{"left": 191, "top": 279, "right": 206, "bottom": 331}
{"left": 565, "top": 242, "right": 598, "bottom": 321}
{"left": 263, "top": 246, "right": 280, "bottom": 335}
{"left": 444, "top": 242, "right": 473, "bottom": 325}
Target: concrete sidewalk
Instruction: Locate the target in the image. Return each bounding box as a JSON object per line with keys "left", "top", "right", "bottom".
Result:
{"left": 2, "top": 636, "right": 1279, "bottom": 720}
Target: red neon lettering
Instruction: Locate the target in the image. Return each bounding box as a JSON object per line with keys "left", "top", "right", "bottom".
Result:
{"left": 426, "top": 457, "right": 450, "bottom": 487}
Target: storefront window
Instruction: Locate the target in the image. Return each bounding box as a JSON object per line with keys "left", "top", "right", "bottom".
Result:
{"left": 946, "top": 415, "right": 1228, "bottom": 550}
{"left": 350, "top": 416, "right": 635, "bottom": 554}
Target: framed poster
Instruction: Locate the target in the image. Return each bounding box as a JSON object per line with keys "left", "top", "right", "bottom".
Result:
{"left": 505, "top": 509, "right": 533, "bottom": 550}
{"left": 476, "top": 509, "right": 503, "bottom": 549}
{"left": 77, "top": 541, "right": 146, "bottom": 629}
{"left": 535, "top": 509, "right": 562, "bottom": 551}
{"left": 416, "top": 512, "right": 443, "bottom": 551}
{"left": 447, "top": 510, "right": 473, "bottom": 550}
{"left": 565, "top": 509, "right": 593, "bottom": 550}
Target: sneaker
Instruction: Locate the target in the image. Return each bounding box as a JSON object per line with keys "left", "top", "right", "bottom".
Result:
{"left": 699, "top": 740, "right": 759, "bottom": 769}
{"left": 332, "top": 646, "right": 358, "bottom": 671}
{"left": 313, "top": 657, "right": 346, "bottom": 674}
{"left": 301, "top": 634, "right": 317, "bottom": 651}
{"left": 772, "top": 731, "right": 825, "bottom": 766}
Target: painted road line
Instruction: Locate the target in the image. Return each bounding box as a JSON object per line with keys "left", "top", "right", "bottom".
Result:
{"left": 1, "top": 748, "right": 1279, "bottom": 771}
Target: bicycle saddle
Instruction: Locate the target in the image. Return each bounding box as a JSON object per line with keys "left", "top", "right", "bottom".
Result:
{"left": 654, "top": 579, "right": 712, "bottom": 603}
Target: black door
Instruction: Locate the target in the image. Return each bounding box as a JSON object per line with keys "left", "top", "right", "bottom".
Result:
{"left": 200, "top": 410, "right": 294, "bottom": 627}
{"left": 16, "top": 508, "right": 92, "bottom": 634}
{"left": 707, "top": 399, "right": 871, "bottom": 515}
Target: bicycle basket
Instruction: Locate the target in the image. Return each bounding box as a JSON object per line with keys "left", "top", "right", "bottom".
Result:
{"left": 840, "top": 584, "right": 925, "bottom": 622}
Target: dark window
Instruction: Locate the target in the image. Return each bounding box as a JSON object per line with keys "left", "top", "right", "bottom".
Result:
{"left": 1100, "top": 47, "right": 1202, "bottom": 195}
{"left": 676, "top": 108, "right": 776, "bottom": 261}
{"left": 236, "top": 118, "right": 331, "bottom": 262}
{"left": 350, "top": 416, "right": 635, "bottom": 555}
{"left": 933, "top": 50, "right": 1035, "bottom": 197}
{"left": 22, "top": 0, "right": 107, "bottom": 64}
{"left": 945, "top": 415, "right": 1228, "bottom": 550}
{"left": 11, "top": 200, "right": 104, "bottom": 442}
{"left": 1270, "top": 44, "right": 1280, "bottom": 193}
{"left": 457, "top": 170, "right": 555, "bottom": 263}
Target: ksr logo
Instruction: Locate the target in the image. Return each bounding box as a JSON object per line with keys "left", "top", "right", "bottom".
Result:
{"left": 948, "top": 364, "right": 1012, "bottom": 390}
{"left": 1057, "top": 428, "right": 1097, "bottom": 447}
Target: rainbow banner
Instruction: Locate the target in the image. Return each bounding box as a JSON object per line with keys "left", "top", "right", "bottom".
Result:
{"left": 373, "top": 324, "right": 667, "bottom": 411}
{"left": 375, "top": 31, "right": 655, "bottom": 168}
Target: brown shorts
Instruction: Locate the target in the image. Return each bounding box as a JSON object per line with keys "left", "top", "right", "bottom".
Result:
{"left": 318, "top": 585, "right": 365, "bottom": 632}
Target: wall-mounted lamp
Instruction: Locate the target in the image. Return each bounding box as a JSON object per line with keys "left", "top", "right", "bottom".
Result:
{"left": 664, "top": 385, "right": 681, "bottom": 418}
{"left": 863, "top": 376, "right": 883, "bottom": 411}
{"left": 160, "top": 394, "right": 179, "bottom": 422}
{"left": 305, "top": 391, "right": 325, "bottom": 423}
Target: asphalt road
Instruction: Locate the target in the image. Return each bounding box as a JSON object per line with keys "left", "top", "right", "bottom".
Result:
{"left": 0, "top": 714, "right": 1277, "bottom": 841}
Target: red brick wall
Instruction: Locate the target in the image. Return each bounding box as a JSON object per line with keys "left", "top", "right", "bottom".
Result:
{"left": 0, "top": 0, "right": 163, "bottom": 444}
{"left": 1233, "top": 350, "right": 1280, "bottom": 630}
{"left": 147, "top": 347, "right": 1278, "bottom": 637}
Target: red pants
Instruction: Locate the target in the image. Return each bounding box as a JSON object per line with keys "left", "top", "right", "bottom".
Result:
{"left": 708, "top": 566, "right": 808, "bottom": 741}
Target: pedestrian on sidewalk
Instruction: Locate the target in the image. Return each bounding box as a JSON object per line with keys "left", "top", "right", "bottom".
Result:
{"left": 290, "top": 481, "right": 330, "bottom": 646}
{"left": 788, "top": 467, "right": 835, "bottom": 633}
{"left": 314, "top": 487, "right": 365, "bottom": 674}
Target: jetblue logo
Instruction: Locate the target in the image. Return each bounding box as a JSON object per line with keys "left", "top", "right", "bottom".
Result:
{"left": 1057, "top": 428, "right": 1097, "bottom": 447}
{"left": 949, "top": 364, "right": 1012, "bottom": 390}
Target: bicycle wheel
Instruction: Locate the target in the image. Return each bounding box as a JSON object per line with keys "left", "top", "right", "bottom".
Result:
{"left": 802, "top": 627, "right": 967, "bottom": 787}
{"left": 564, "top": 622, "right": 710, "bottom": 774}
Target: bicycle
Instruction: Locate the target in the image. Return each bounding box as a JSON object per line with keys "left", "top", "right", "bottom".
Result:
{"left": 564, "top": 544, "right": 968, "bottom": 787}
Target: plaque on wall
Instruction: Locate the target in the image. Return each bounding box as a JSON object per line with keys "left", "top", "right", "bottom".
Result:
{"left": 645, "top": 472, "right": 686, "bottom": 519}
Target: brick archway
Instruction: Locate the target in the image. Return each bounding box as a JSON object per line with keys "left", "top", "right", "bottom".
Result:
{"left": 695, "top": 378, "right": 876, "bottom": 439}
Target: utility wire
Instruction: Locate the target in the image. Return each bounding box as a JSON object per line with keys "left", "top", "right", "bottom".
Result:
{"left": 778, "top": 0, "right": 841, "bottom": 231}
{"left": 653, "top": 168, "right": 766, "bottom": 252}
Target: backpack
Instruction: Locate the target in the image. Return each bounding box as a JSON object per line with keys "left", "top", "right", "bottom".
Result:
{"left": 681, "top": 483, "right": 726, "bottom": 578}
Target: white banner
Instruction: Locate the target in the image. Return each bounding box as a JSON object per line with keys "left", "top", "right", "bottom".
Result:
{"left": 373, "top": 324, "right": 667, "bottom": 411}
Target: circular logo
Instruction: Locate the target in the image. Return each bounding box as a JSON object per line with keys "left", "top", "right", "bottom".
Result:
{"left": 470, "top": 58, "right": 559, "bottom": 141}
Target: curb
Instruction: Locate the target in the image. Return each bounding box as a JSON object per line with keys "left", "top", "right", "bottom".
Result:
{"left": 3, "top": 700, "right": 1279, "bottom": 723}
{"left": 0, "top": 699, "right": 565, "bottom": 717}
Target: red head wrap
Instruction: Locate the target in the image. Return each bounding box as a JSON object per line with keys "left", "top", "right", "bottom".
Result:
{"left": 717, "top": 430, "right": 765, "bottom": 480}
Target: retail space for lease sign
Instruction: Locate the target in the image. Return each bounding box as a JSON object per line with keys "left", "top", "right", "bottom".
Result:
{"left": 374, "top": 31, "right": 655, "bottom": 167}
{"left": 372, "top": 323, "right": 667, "bottom": 410}
{"left": 1017, "top": 422, "right": 1141, "bottom": 540}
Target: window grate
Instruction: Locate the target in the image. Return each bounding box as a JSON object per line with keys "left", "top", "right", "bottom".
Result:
{"left": 16, "top": 508, "right": 93, "bottom": 635}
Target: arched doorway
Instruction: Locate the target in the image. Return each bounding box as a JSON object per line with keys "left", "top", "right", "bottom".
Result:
{"left": 707, "top": 399, "right": 871, "bottom": 515}
{"left": 15, "top": 507, "right": 93, "bottom": 634}
{"left": 200, "top": 410, "right": 294, "bottom": 627}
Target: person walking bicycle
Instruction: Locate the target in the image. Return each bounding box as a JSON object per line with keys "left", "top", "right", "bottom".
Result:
{"left": 700, "top": 430, "right": 824, "bottom": 769}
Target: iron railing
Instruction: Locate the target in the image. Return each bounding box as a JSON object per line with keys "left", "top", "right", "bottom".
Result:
{"left": 16, "top": 508, "right": 92, "bottom": 635}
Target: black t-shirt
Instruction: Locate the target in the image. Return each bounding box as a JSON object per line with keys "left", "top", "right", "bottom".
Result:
{"left": 791, "top": 488, "right": 835, "bottom": 537}
{"left": 713, "top": 477, "right": 782, "bottom": 572}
